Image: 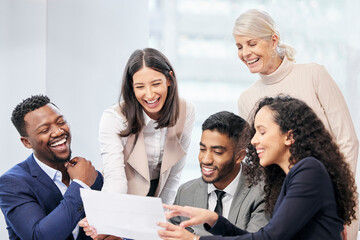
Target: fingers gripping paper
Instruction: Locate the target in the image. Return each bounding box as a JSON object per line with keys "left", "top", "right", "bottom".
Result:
{"left": 80, "top": 189, "right": 166, "bottom": 240}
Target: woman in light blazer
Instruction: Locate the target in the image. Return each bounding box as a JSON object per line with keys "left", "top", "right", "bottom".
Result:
{"left": 99, "top": 48, "right": 195, "bottom": 205}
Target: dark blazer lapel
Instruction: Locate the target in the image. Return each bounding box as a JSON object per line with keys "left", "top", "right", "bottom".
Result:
{"left": 228, "top": 172, "right": 250, "bottom": 223}
{"left": 27, "top": 155, "right": 64, "bottom": 205}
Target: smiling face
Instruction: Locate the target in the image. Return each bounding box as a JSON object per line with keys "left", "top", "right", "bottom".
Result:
{"left": 199, "top": 130, "right": 243, "bottom": 190}
{"left": 234, "top": 34, "right": 281, "bottom": 75}
{"left": 21, "top": 104, "right": 72, "bottom": 167}
{"left": 251, "top": 106, "right": 292, "bottom": 174}
{"left": 132, "top": 67, "right": 171, "bottom": 120}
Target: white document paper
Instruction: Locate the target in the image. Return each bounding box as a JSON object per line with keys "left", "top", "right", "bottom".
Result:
{"left": 80, "top": 189, "right": 166, "bottom": 240}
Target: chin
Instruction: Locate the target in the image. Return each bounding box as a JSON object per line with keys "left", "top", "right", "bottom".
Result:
{"left": 202, "top": 176, "right": 217, "bottom": 184}
{"left": 53, "top": 150, "right": 72, "bottom": 163}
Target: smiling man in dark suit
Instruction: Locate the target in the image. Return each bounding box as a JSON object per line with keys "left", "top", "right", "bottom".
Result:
{"left": 0, "top": 94, "right": 103, "bottom": 240}
{"left": 170, "top": 111, "right": 269, "bottom": 236}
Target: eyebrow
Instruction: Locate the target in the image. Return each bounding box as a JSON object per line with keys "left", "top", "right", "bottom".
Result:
{"left": 254, "top": 124, "right": 266, "bottom": 129}
{"left": 236, "top": 39, "right": 256, "bottom": 46}
{"left": 200, "top": 142, "right": 226, "bottom": 150}
{"left": 133, "top": 79, "right": 163, "bottom": 85}
{"left": 35, "top": 115, "right": 64, "bottom": 130}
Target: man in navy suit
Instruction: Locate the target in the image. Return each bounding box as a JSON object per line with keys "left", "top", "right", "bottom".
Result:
{"left": 0, "top": 95, "right": 103, "bottom": 240}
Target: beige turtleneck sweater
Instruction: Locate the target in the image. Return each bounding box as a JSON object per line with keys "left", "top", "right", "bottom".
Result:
{"left": 238, "top": 57, "right": 359, "bottom": 174}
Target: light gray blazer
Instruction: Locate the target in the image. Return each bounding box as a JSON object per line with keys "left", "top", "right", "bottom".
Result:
{"left": 170, "top": 169, "right": 270, "bottom": 236}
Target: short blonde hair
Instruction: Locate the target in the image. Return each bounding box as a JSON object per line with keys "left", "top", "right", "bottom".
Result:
{"left": 233, "top": 9, "right": 296, "bottom": 61}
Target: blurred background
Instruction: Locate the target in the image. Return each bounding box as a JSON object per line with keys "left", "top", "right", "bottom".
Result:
{"left": 1, "top": 0, "right": 359, "bottom": 238}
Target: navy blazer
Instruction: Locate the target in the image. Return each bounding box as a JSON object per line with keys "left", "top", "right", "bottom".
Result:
{"left": 201, "top": 157, "right": 344, "bottom": 240}
{"left": 0, "top": 154, "right": 103, "bottom": 240}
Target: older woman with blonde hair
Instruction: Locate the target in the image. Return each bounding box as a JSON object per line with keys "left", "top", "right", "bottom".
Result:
{"left": 233, "top": 9, "right": 358, "bottom": 239}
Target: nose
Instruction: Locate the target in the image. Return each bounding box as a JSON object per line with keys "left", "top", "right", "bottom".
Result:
{"left": 51, "top": 127, "right": 64, "bottom": 137}
{"left": 200, "top": 151, "right": 213, "bottom": 165}
{"left": 242, "top": 46, "right": 251, "bottom": 58}
{"left": 145, "top": 86, "right": 154, "bottom": 99}
{"left": 251, "top": 134, "right": 258, "bottom": 146}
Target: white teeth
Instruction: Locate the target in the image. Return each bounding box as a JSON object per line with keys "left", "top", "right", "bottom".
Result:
{"left": 146, "top": 99, "right": 157, "bottom": 104}
{"left": 51, "top": 138, "right": 66, "bottom": 147}
{"left": 247, "top": 58, "right": 259, "bottom": 64}
{"left": 203, "top": 167, "right": 214, "bottom": 172}
{"left": 257, "top": 149, "right": 264, "bottom": 154}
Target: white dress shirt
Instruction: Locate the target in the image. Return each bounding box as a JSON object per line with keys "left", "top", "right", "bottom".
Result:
{"left": 33, "top": 154, "right": 90, "bottom": 240}
{"left": 99, "top": 99, "right": 195, "bottom": 204}
{"left": 207, "top": 164, "right": 242, "bottom": 218}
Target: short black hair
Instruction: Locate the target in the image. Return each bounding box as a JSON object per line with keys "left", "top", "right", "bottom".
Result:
{"left": 202, "top": 111, "right": 251, "bottom": 154}
{"left": 11, "top": 95, "right": 51, "bottom": 136}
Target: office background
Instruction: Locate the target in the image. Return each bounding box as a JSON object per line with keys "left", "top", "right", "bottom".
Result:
{"left": 1, "top": 0, "right": 359, "bottom": 238}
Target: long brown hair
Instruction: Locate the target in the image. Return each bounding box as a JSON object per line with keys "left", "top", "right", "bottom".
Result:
{"left": 119, "top": 48, "right": 179, "bottom": 137}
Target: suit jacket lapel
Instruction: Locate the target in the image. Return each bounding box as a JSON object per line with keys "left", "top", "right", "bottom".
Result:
{"left": 228, "top": 172, "right": 250, "bottom": 223}
{"left": 126, "top": 132, "right": 150, "bottom": 182}
{"left": 160, "top": 127, "right": 185, "bottom": 174}
{"left": 195, "top": 179, "right": 209, "bottom": 209}
{"left": 27, "top": 155, "right": 63, "bottom": 204}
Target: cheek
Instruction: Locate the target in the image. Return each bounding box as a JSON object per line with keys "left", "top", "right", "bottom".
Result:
{"left": 161, "top": 86, "right": 169, "bottom": 98}
{"left": 133, "top": 89, "right": 142, "bottom": 102}
{"left": 198, "top": 152, "right": 204, "bottom": 162}
{"left": 238, "top": 51, "right": 244, "bottom": 60}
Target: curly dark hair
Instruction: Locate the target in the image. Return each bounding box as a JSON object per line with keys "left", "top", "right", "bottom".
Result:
{"left": 11, "top": 94, "right": 52, "bottom": 137}
{"left": 244, "top": 95, "right": 357, "bottom": 225}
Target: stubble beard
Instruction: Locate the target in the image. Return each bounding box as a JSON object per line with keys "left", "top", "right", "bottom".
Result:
{"left": 201, "top": 157, "right": 236, "bottom": 184}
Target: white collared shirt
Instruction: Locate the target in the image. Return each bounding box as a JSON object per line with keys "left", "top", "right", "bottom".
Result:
{"left": 207, "top": 164, "right": 242, "bottom": 218}
{"left": 142, "top": 112, "right": 167, "bottom": 180}
{"left": 99, "top": 99, "right": 195, "bottom": 205}
{"left": 33, "top": 154, "right": 84, "bottom": 239}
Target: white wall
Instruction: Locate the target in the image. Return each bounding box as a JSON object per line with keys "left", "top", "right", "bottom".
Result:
{"left": 0, "top": 0, "right": 148, "bottom": 238}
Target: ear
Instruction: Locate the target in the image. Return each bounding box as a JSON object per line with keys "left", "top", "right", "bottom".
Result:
{"left": 20, "top": 136, "right": 32, "bottom": 149}
{"left": 235, "top": 149, "right": 247, "bottom": 164}
{"left": 167, "top": 71, "right": 173, "bottom": 87}
{"left": 271, "top": 34, "right": 279, "bottom": 49}
{"left": 284, "top": 130, "right": 294, "bottom": 147}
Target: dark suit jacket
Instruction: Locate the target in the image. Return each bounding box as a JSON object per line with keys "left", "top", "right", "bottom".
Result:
{"left": 200, "top": 157, "right": 344, "bottom": 240}
{"left": 171, "top": 166, "right": 269, "bottom": 236}
{"left": 0, "top": 154, "right": 103, "bottom": 240}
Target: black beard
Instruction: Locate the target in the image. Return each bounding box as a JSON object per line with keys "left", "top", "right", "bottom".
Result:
{"left": 201, "top": 156, "right": 236, "bottom": 184}
{"left": 52, "top": 149, "right": 72, "bottom": 163}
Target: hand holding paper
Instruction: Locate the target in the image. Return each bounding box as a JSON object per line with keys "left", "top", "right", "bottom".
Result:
{"left": 80, "top": 189, "right": 166, "bottom": 240}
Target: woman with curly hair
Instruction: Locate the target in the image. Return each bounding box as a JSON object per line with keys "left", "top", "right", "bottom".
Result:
{"left": 157, "top": 95, "right": 357, "bottom": 240}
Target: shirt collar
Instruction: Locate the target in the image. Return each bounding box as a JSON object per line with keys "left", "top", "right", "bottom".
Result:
{"left": 207, "top": 163, "right": 242, "bottom": 196}
{"left": 33, "top": 153, "right": 61, "bottom": 181}
{"left": 143, "top": 110, "right": 151, "bottom": 125}
{"left": 143, "top": 109, "right": 162, "bottom": 131}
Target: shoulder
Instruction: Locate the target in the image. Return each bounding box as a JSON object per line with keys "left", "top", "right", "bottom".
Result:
{"left": 293, "top": 156, "right": 326, "bottom": 171}
{"left": 178, "top": 177, "right": 204, "bottom": 192}
{"left": 239, "top": 80, "right": 261, "bottom": 99}
{"left": 292, "top": 62, "right": 327, "bottom": 74}
{"left": 243, "top": 175, "right": 266, "bottom": 197}
{"left": 0, "top": 160, "right": 29, "bottom": 180}
{"left": 0, "top": 160, "right": 33, "bottom": 193}
{"left": 99, "top": 104, "right": 128, "bottom": 132}
{"left": 179, "top": 98, "right": 195, "bottom": 116}
{"left": 287, "top": 157, "right": 329, "bottom": 183}
{"left": 103, "top": 103, "right": 126, "bottom": 120}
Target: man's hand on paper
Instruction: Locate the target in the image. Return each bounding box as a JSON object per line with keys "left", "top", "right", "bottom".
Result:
{"left": 79, "top": 217, "right": 123, "bottom": 240}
